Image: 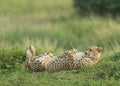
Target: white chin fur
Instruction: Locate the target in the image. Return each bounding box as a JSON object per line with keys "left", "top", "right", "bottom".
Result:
{"left": 73, "top": 52, "right": 85, "bottom": 61}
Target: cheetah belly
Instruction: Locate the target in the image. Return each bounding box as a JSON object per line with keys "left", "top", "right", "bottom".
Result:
{"left": 34, "top": 55, "right": 50, "bottom": 62}
{"left": 73, "top": 52, "right": 85, "bottom": 61}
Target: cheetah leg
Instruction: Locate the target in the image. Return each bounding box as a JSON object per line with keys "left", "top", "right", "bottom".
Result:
{"left": 29, "top": 45, "right": 36, "bottom": 58}
{"left": 25, "top": 49, "right": 32, "bottom": 67}
{"left": 25, "top": 45, "right": 36, "bottom": 67}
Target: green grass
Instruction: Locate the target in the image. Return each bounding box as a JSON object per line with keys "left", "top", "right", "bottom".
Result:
{"left": 0, "top": 0, "right": 120, "bottom": 86}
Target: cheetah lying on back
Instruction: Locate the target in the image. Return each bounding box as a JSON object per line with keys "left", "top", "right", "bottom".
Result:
{"left": 25, "top": 45, "right": 102, "bottom": 72}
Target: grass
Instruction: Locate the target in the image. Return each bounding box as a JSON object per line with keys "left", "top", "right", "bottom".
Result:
{"left": 0, "top": 0, "right": 120, "bottom": 86}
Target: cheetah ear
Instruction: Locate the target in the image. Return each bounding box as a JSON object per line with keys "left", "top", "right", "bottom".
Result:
{"left": 97, "top": 47, "right": 103, "bottom": 52}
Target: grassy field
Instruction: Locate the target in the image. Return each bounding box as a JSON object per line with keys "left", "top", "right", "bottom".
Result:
{"left": 0, "top": 0, "right": 120, "bottom": 86}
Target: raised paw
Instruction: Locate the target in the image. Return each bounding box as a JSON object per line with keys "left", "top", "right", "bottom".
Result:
{"left": 29, "top": 45, "right": 35, "bottom": 57}
{"left": 25, "top": 49, "right": 32, "bottom": 67}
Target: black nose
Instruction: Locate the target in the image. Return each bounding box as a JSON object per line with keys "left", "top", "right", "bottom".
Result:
{"left": 85, "top": 52, "right": 87, "bottom": 55}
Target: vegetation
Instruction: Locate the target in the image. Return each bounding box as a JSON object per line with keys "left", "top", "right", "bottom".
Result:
{"left": 0, "top": 0, "right": 120, "bottom": 86}
{"left": 74, "top": 0, "right": 120, "bottom": 16}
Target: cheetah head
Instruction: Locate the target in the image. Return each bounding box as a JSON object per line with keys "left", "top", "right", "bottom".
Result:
{"left": 85, "top": 46, "right": 102, "bottom": 62}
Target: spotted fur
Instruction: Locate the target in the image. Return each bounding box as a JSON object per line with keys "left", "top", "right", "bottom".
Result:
{"left": 25, "top": 45, "right": 102, "bottom": 72}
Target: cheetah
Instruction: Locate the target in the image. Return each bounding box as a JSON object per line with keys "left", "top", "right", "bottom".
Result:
{"left": 25, "top": 45, "right": 102, "bottom": 72}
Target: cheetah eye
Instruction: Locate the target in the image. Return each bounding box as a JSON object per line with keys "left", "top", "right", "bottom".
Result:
{"left": 89, "top": 49, "right": 92, "bottom": 51}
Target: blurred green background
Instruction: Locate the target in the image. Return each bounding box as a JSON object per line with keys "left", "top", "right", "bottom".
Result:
{"left": 0, "top": 0, "right": 120, "bottom": 86}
